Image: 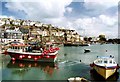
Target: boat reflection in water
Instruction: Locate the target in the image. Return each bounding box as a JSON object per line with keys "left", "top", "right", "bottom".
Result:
{"left": 7, "top": 60, "right": 58, "bottom": 76}
{"left": 90, "top": 69, "right": 119, "bottom": 81}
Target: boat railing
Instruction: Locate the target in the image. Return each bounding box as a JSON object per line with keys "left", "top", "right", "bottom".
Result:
{"left": 95, "top": 58, "right": 116, "bottom": 65}
{"left": 97, "top": 55, "right": 114, "bottom": 59}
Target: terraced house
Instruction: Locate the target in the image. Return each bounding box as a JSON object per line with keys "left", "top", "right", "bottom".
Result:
{"left": 0, "top": 18, "right": 83, "bottom": 44}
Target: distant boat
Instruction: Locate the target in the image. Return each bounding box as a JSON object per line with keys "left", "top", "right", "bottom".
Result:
{"left": 90, "top": 56, "right": 119, "bottom": 79}
{"left": 84, "top": 49, "right": 91, "bottom": 53}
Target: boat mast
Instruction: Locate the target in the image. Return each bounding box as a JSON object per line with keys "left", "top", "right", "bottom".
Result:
{"left": 49, "top": 24, "right": 52, "bottom": 42}
{"left": 48, "top": 24, "right": 52, "bottom": 48}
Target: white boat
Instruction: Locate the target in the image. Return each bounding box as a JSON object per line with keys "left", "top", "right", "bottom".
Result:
{"left": 4, "top": 42, "right": 60, "bottom": 62}
{"left": 90, "top": 56, "right": 119, "bottom": 79}
{"left": 68, "top": 77, "right": 88, "bottom": 82}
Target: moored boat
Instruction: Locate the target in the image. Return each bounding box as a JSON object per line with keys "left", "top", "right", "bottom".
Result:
{"left": 90, "top": 56, "right": 119, "bottom": 79}
{"left": 4, "top": 42, "right": 60, "bottom": 62}
{"left": 84, "top": 49, "right": 91, "bottom": 53}
{"left": 68, "top": 77, "right": 88, "bottom": 82}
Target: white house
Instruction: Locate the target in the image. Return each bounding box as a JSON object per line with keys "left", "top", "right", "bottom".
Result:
{"left": 0, "top": 19, "right": 5, "bottom": 26}
{"left": 0, "top": 28, "right": 23, "bottom": 44}
{"left": 30, "top": 21, "right": 36, "bottom": 26}
{"left": 23, "top": 20, "right": 31, "bottom": 26}
{"left": 23, "top": 20, "right": 27, "bottom": 26}
{"left": 35, "top": 22, "right": 43, "bottom": 27}
{"left": 42, "top": 30, "right": 48, "bottom": 36}
{"left": 80, "top": 36, "right": 84, "bottom": 41}
{"left": 6, "top": 19, "right": 10, "bottom": 25}
{"left": 13, "top": 19, "right": 21, "bottom": 25}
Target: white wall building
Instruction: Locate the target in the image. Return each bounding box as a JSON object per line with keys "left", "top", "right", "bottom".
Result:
{"left": 6, "top": 19, "right": 10, "bottom": 25}
{"left": 35, "top": 22, "right": 43, "bottom": 27}
{"left": 0, "top": 19, "right": 5, "bottom": 26}
{"left": 80, "top": 36, "right": 84, "bottom": 41}
{"left": 0, "top": 28, "right": 23, "bottom": 44}
{"left": 13, "top": 19, "right": 21, "bottom": 25}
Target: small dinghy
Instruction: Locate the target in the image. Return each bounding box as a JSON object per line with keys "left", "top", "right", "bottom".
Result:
{"left": 84, "top": 49, "right": 91, "bottom": 53}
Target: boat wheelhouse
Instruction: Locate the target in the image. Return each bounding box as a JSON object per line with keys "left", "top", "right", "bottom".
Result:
{"left": 5, "top": 42, "right": 59, "bottom": 62}
{"left": 84, "top": 49, "right": 91, "bottom": 53}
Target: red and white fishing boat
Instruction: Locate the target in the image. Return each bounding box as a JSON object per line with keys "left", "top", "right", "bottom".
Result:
{"left": 4, "top": 42, "right": 60, "bottom": 62}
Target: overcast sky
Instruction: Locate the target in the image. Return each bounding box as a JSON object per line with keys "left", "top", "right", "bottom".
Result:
{"left": 0, "top": 0, "right": 119, "bottom": 38}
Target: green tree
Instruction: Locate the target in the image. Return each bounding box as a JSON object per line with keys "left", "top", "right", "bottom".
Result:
{"left": 20, "top": 20, "right": 24, "bottom": 25}
{"left": 88, "top": 37, "right": 92, "bottom": 42}
{"left": 99, "top": 34, "right": 106, "bottom": 42}
{"left": 84, "top": 37, "right": 88, "bottom": 41}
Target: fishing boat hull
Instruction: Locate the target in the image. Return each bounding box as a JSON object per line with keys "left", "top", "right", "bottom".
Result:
{"left": 7, "top": 51, "right": 58, "bottom": 62}
{"left": 93, "top": 64, "right": 117, "bottom": 79}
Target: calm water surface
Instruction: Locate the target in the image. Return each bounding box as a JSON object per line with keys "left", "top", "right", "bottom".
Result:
{"left": 0, "top": 44, "right": 120, "bottom": 81}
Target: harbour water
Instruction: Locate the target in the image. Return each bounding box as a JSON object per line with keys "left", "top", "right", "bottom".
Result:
{"left": 1, "top": 44, "right": 120, "bottom": 81}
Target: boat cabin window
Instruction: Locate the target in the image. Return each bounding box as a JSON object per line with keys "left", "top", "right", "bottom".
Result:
{"left": 98, "top": 60, "right": 102, "bottom": 63}
{"left": 10, "top": 46, "right": 23, "bottom": 50}
{"left": 113, "top": 62, "right": 115, "bottom": 64}
{"left": 96, "top": 59, "right": 102, "bottom": 63}
{"left": 109, "top": 60, "right": 112, "bottom": 63}
{"left": 104, "top": 60, "right": 107, "bottom": 63}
